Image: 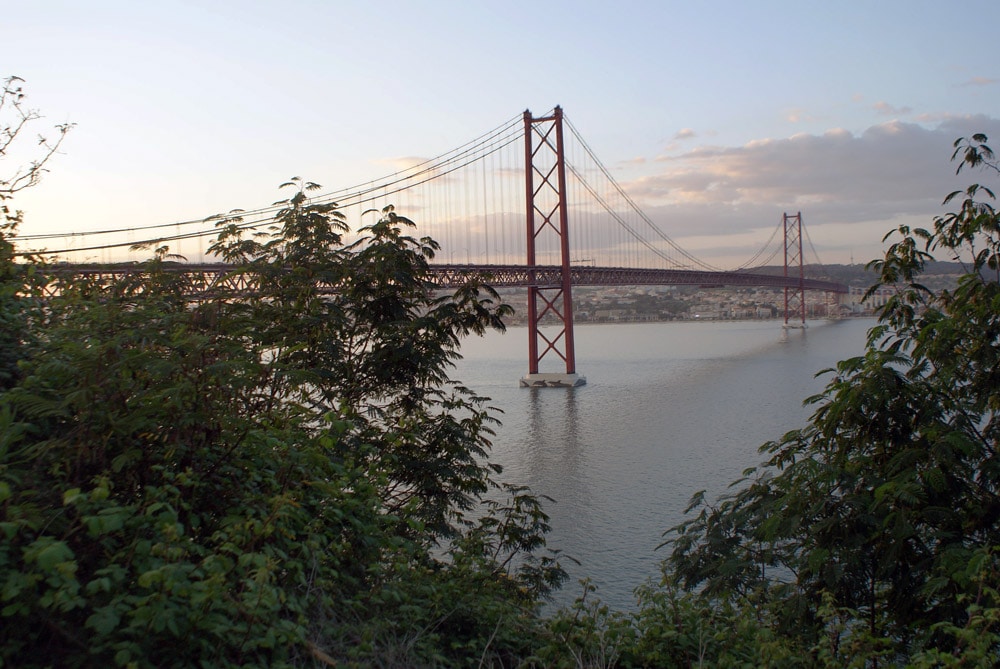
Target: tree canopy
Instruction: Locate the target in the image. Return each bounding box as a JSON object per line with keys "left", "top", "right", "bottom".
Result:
{"left": 0, "top": 177, "right": 572, "bottom": 666}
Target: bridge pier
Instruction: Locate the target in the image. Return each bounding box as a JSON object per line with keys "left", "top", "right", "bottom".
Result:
{"left": 519, "top": 372, "right": 586, "bottom": 388}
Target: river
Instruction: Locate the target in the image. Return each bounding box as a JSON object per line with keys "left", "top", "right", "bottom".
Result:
{"left": 453, "top": 317, "right": 874, "bottom": 610}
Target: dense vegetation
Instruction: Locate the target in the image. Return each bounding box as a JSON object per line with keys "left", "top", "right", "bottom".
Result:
{"left": 1, "top": 180, "right": 584, "bottom": 665}
{"left": 2, "top": 77, "right": 999, "bottom": 666}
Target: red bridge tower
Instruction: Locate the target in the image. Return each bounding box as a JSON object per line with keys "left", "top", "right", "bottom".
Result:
{"left": 783, "top": 211, "right": 807, "bottom": 328}
{"left": 519, "top": 107, "right": 586, "bottom": 387}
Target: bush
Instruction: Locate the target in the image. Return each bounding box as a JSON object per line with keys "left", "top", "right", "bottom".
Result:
{"left": 0, "top": 184, "right": 566, "bottom": 667}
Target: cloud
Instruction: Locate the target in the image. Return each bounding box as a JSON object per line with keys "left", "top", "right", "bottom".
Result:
{"left": 913, "top": 111, "right": 962, "bottom": 124}
{"left": 618, "top": 115, "right": 1000, "bottom": 264}
{"left": 960, "top": 76, "right": 998, "bottom": 87}
{"left": 373, "top": 156, "right": 428, "bottom": 171}
{"left": 785, "top": 109, "right": 823, "bottom": 124}
{"left": 673, "top": 128, "right": 697, "bottom": 140}
{"left": 873, "top": 101, "right": 913, "bottom": 116}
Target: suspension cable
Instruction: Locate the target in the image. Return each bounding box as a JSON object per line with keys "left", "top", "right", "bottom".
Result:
{"left": 563, "top": 115, "right": 721, "bottom": 271}
{"left": 18, "top": 113, "right": 525, "bottom": 245}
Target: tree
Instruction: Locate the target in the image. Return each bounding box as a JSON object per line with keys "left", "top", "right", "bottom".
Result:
{"left": 662, "top": 134, "right": 1000, "bottom": 664}
{"left": 207, "top": 182, "right": 514, "bottom": 538}
{"left": 0, "top": 180, "right": 567, "bottom": 667}
{"left": 0, "top": 76, "right": 72, "bottom": 391}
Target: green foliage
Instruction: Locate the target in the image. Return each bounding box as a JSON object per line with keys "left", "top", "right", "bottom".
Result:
{"left": 0, "top": 218, "right": 25, "bottom": 391}
{"left": 907, "top": 547, "right": 1000, "bottom": 668}
{"left": 0, "top": 180, "right": 567, "bottom": 667}
{"left": 333, "top": 484, "right": 567, "bottom": 667}
{"left": 661, "top": 134, "right": 1000, "bottom": 664}
{"left": 538, "top": 580, "right": 635, "bottom": 668}
{"left": 533, "top": 576, "right": 811, "bottom": 668}
{"left": 208, "top": 190, "right": 512, "bottom": 539}
{"left": 1, "top": 76, "right": 69, "bottom": 391}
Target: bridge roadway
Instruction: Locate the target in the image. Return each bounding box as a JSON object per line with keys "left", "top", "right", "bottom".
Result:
{"left": 49, "top": 263, "right": 848, "bottom": 294}
{"left": 432, "top": 264, "right": 848, "bottom": 293}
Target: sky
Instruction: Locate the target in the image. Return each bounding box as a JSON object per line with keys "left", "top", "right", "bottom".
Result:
{"left": 4, "top": 0, "right": 1000, "bottom": 267}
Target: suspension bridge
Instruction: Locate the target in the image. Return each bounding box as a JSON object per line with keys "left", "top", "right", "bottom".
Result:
{"left": 21, "top": 107, "right": 849, "bottom": 387}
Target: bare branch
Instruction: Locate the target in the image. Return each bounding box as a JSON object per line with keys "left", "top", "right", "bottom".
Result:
{"left": 0, "top": 75, "right": 74, "bottom": 202}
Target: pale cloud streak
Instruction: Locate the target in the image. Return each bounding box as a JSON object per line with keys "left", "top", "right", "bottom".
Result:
{"left": 374, "top": 156, "right": 427, "bottom": 171}
{"left": 960, "top": 77, "right": 998, "bottom": 87}
{"left": 785, "top": 108, "right": 822, "bottom": 124}
{"left": 873, "top": 101, "right": 913, "bottom": 116}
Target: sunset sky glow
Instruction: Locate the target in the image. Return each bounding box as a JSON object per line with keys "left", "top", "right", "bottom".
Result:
{"left": 4, "top": 0, "right": 1000, "bottom": 267}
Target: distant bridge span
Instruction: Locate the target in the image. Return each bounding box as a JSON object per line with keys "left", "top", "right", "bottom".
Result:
{"left": 50, "top": 263, "right": 847, "bottom": 294}
{"left": 432, "top": 264, "right": 848, "bottom": 293}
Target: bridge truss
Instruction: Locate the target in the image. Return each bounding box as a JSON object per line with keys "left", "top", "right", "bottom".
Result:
{"left": 46, "top": 262, "right": 847, "bottom": 295}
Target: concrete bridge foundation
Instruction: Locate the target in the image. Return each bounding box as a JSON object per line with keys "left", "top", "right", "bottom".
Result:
{"left": 519, "top": 372, "right": 587, "bottom": 388}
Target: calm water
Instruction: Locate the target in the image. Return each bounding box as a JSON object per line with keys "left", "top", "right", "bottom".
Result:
{"left": 453, "top": 318, "right": 874, "bottom": 610}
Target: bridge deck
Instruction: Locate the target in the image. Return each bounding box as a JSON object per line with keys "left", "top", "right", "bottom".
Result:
{"left": 47, "top": 263, "right": 848, "bottom": 294}
{"left": 433, "top": 264, "right": 847, "bottom": 293}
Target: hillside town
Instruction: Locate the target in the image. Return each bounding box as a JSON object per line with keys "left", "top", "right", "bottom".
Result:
{"left": 499, "top": 262, "right": 965, "bottom": 325}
